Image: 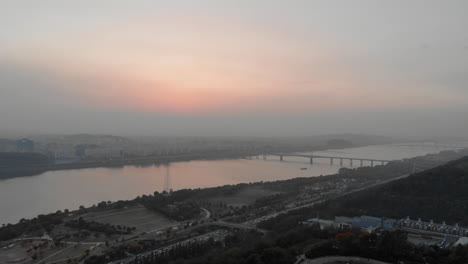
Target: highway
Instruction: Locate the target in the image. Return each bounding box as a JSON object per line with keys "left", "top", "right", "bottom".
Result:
{"left": 295, "top": 255, "right": 391, "bottom": 264}
{"left": 109, "top": 230, "right": 229, "bottom": 264}
{"left": 201, "top": 207, "right": 211, "bottom": 219}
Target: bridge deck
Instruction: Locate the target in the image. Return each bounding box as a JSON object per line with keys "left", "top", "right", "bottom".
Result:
{"left": 269, "top": 154, "right": 392, "bottom": 162}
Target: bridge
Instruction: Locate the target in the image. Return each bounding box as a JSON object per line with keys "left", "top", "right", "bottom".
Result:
{"left": 256, "top": 153, "right": 392, "bottom": 167}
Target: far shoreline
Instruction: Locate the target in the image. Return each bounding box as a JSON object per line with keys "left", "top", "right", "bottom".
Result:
{"left": 0, "top": 144, "right": 360, "bottom": 179}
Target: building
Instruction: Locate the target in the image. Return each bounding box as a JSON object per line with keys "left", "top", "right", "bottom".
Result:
{"left": 352, "top": 216, "right": 397, "bottom": 231}
{"left": 333, "top": 216, "right": 398, "bottom": 231}
{"left": 305, "top": 216, "right": 398, "bottom": 231}
{"left": 400, "top": 217, "right": 468, "bottom": 237}
{"left": 307, "top": 215, "right": 468, "bottom": 244}
{"left": 454, "top": 237, "right": 468, "bottom": 247}
{"left": 303, "top": 218, "right": 336, "bottom": 229}
{"left": 15, "top": 138, "right": 35, "bottom": 152}
{"left": 84, "top": 147, "right": 123, "bottom": 159}
{"left": 334, "top": 216, "right": 355, "bottom": 229}
{"left": 0, "top": 139, "right": 15, "bottom": 152}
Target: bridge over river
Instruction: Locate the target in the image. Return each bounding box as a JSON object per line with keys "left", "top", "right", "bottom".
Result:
{"left": 251, "top": 153, "right": 393, "bottom": 167}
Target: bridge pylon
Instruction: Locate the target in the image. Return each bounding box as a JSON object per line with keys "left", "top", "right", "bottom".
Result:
{"left": 164, "top": 165, "right": 171, "bottom": 194}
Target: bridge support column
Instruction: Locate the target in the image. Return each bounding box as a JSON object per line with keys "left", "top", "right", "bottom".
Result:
{"left": 371, "top": 160, "right": 374, "bottom": 167}
{"left": 360, "top": 159, "right": 363, "bottom": 167}
{"left": 350, "top": 159, "right": 353, "bottom": 167}
{"left": 310, "top": 156, "right": 313, "bottom": 164}
{"left": 330, "top": 158, "right": 334, "bottom": 165}
{"left": 381, "top": 161, "right": 385, "bottom": 165}
{"left": 280, "top": 155, "right": 283, "bottom": 161}
{"left": 340, "top": 158, "right": 343, "bottom": 167}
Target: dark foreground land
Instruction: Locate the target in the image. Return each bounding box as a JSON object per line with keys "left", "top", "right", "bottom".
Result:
{"left": 1, "top": 149, "right": 468, "bottom": 264}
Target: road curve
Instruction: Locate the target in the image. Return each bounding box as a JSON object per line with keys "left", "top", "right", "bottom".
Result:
{"left": 296, "top": 255, "right": 391, "bottom": 264}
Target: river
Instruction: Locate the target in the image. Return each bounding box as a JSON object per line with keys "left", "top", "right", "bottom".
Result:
{"left": 0, "top": 144, "right": 462, "bottom": 225}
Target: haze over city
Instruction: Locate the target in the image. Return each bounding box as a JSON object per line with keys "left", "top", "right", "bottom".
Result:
{"left": 2, "top": 2, "right": 468, "bottom": 264}
{"left": 1, "top": 0, "right": 467, "bottom": 138}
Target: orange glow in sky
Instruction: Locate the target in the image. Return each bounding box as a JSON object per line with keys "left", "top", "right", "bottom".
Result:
{"left": 2, "top": 7, "right": 466, "bottom": 115}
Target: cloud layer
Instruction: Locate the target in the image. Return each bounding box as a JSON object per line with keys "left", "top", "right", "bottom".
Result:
{"left": 1, "top": 0, "right": 467, "bottom": 137}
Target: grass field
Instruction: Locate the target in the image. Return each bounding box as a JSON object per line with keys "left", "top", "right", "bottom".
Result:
{"left": 82, "top": 204, "right": 175, "bottom": 233}
{"left": 207, "top": 186, "right": 280, "bottom": 207}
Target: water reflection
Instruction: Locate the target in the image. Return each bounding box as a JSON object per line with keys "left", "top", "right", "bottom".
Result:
{"left": 0, "top": 144, "right": 459, "bottom": 225}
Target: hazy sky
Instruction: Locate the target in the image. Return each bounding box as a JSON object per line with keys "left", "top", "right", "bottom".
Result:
{"left": 1, "top": 0, "right": 467, "bottom": 138}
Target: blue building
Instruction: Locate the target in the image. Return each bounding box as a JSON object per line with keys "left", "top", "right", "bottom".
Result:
{"left": 351, "top": 216, "right": 397, "bottom": 231}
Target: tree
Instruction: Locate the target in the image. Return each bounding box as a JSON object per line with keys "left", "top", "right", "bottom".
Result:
{"left": 260, "top": 247, "right": 289, "bottom": 264}
{"left": 376, "top": 230, "right": 410, "bottom": 260}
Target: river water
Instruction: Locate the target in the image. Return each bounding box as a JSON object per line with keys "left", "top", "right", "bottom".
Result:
{"left": 0, "top": 144, "right": 462, "bottom": 225}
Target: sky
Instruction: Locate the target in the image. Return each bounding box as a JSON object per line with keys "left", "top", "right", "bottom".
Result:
{"left": 1, "top": 0, "right": 467, "bottom": 138}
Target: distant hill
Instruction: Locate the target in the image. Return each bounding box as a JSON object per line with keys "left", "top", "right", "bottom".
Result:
{"left": 315, "top": 156, "right": 468, "bottom": 225}
{"left": 59, "top": 134, "right": 134, "bottom": 145}
{"left": 326, "top": 139, "right": 354, "bottom": 148}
